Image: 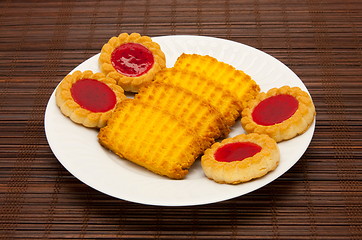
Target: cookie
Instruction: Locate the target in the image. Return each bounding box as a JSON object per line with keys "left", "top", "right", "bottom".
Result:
{"left": 154, "top": 68, "right": 240, "bottom": 126}
{"left": 98, "top": 99, "right": 214, "bottom": 179}
{"left": 241, "top": 86, "right": 316, "bottom": 142}
{"left": 136, "top": 82, "right": 230, "bottom": 139}
{"left": 201, "top": 133, "right": 280, "bottom": 184}
{"left": 55, "top": 70, "right": 126, "bottom": 128}
{"left": 174, "top": 53, "right": 260, "bottom": 109}
{"left": 99, "top": 33, "right": 166, "bottom": 92}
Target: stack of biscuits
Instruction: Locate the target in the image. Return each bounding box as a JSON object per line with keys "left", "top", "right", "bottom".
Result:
{"left": 98, "top": 54, "right": 260, "bottom": 179}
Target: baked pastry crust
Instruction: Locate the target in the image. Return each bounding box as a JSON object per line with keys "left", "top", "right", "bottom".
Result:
{"left": 55, "top": 70, "right": 126, "bottom": 128}
{"left": 201, "top": 133, "right": 280, "bottom": 184}
{"left": 99, "top": 32, "right": 166, "bottom": 92}
{"left": 241, "top": 86, "right": 316, "bottom": 142}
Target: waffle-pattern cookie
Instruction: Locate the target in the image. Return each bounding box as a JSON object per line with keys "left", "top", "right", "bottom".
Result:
{"left": 154, "top": 68, "right": 241, "bottom": 126}
{"left": 241, "top": 86, "right": 316, "bottom": 142}
{"left": 135, "top": 82, "right": 230, "bottom": 139}
{"left": 201, "top": 133, "right": 280, "bottom": 184}
{"left": 98, "top": 99, "right": 214, "bottom": 179}
{"left": 56, "top": 70, "right": 126, "bottom": 128}
{"left": 174, "top": 53, "right": 260, "bottom": 109}
{"left": 99, "top": 33, "right": 166, "bottom": 92}
{"left": 98, "top": 53, "right": 262, "bottom": 180}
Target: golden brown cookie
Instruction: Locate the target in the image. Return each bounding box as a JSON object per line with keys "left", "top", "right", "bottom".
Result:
{"left": 201, "top": 133, "right": 280, "bottom": 184}
{"left": 154, "top": 68, "right": 240, "bottom": 126}
{"left": 99, "top": 33, "right": 166, "bottom": 92}
{"left": 55, "top": 70, "right": 126, "bottom": 128}
{"left": 174, "top": 53, "right": 260, "bottom": 109}
{"left": 136, "top": 82, "right": 230, "bottom": 139}
{"left": 241, "top": 86, "right": 316, "bottom": 142}
{"left": 98, "top": 99, "right": 214, "bottom": 179}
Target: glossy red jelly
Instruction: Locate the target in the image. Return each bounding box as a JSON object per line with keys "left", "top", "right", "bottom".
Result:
{"left": 252, "top": 94, "right": 299, "bottom": 126}
{"left": 71, "top": 79, "right": 117, "bottom": 113}
{"left": 214, "top": 142, "right": 262, "bottom": 162}
{"left": 111, "top": 43, "right": 154, "bottom": 77}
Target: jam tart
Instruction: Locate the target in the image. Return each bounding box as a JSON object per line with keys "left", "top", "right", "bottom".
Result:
{"left": 55, "top": 70, "right": 126, "bottom": 128}
{"left": 241, "top": 86, "right": 316, "bottom": 142}
{"left": 99, "top": 32, "right": 166, "bottom": 92}
{"left": 201, "top": 133, "right": 280, "bottom": 184}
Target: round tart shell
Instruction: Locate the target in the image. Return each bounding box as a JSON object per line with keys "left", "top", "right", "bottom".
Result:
{"left": 99, "top": 32, "right": 166, "bottom": 92}
{"left": 201, "top": 133, "right": 280, "bottom": 184}
{"left": 55, "top": 70, "right": 126, "bottom": 128}
{"left": 241, "top": 86, "right": 316, "bottom": 142}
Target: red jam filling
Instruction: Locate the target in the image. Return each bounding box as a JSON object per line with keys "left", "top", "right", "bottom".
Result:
{"left": 214, "top": 142, "right": 262, "bottom": 162}
{"left": 111, "top": 43, "right": 154, "bottom": 77}
{"left": 71, "top": 79, "right": 117, "bottom": 113}
{"left": 252, "top": 94, "right": 299, "bottom": 126}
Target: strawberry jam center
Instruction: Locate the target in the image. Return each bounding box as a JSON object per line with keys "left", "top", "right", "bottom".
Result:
{"left": 111, "top": 43, "right": 154, "bottom": 77}
{"left": 252, "top": 94, "right": 299, "bottom": 126}
{"left": 214, "top": 142, "right": 262, "bottom": 162}
{"left": 71, "top": 79, "right": 117, "bottom": 113}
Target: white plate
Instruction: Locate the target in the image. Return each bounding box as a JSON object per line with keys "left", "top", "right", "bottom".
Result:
{"left": 45, "top": 35, "right": 315, "bottom": 206}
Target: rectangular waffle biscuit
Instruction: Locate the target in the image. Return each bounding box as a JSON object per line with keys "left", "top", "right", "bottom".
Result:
{"left": 98, "top": 99, "right": 213, "bottom": 179}
{"left": 154, "top": 68, "right": 240, "bottom": 126}
{"left": 136, "top": 82, "right": 230, "bottom": 139}
{"left": 174, "top": 53, "right": 260, "bottom": 109}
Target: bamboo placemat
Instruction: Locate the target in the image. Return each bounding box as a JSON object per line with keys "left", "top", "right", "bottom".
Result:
{"left": 0, "top": 0, "right": 361, "bottom": 239}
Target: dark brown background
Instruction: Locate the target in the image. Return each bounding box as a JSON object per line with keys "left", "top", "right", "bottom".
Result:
{"left": 0, "top": 0, "right": 361, "bottom": 239}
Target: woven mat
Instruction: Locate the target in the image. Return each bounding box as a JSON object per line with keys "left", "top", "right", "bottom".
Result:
{"left": 0, "top": 0, "right": 361, "bottom": 239}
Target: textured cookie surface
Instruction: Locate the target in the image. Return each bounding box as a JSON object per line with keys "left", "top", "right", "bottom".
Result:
{"left": 98, "top": 99, "right": 213, "bottom": 179}
{"left": 154, "top": 68, "right": 241, "bottom": 126}
{"left": 136, "top": 82, "right": 230, "bottom": 139}
{"left": 174, "top": 53, "right": 260, "bottom": 109}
